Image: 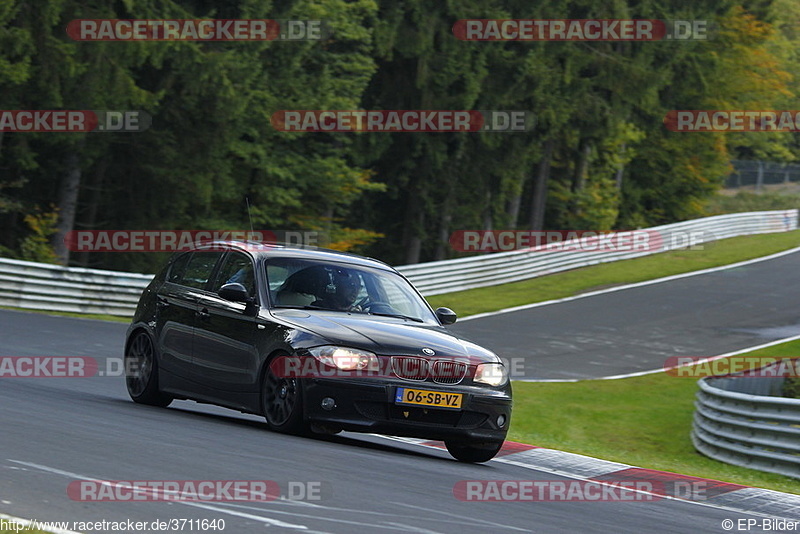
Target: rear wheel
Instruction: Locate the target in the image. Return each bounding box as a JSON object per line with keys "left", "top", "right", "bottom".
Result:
{"left": 445, "top": 440, "right": 504, "bottom": 463}
{"left": 125, "top": 331, "right": 173, "bottom": 407}
{"left": 262, "top": 356, "right": 308, "bottom": 434}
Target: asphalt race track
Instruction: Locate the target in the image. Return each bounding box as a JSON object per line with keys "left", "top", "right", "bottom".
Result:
{"left": 452, "top": 249, "right": 800, "bottom": 380}
{"left": 2, "top": 249, "right": 800, "bottom": 533}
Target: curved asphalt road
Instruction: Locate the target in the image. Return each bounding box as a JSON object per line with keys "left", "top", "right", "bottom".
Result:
{"left": 452, "top": 248, "right": 800, "bottom": 379}
{"left": 2, "top": 249, "right": 800, "bottom": 532}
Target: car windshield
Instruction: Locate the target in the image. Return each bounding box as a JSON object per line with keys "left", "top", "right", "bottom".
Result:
{"left": 265, "top": 257, "right": 438, "bottom": 324}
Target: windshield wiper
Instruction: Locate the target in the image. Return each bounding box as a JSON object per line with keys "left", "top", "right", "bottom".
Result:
{"left": 273, "top": 305, "right": 328, "bottom": 310}
{"left": 369, "top": 312, "right": 424, "bottom": 323}
{"left": 274, "top": 305, "right": 424, "bottom": 322}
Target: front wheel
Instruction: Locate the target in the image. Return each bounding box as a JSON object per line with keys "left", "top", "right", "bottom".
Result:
{"left": 445, "top": 440, "right": 504, "bottom": 463}
{"left": 125, "top": 331, "right": 173, "bottom": 407}
{"left": 262, "top": 357, "right": 308, "bottom": 434}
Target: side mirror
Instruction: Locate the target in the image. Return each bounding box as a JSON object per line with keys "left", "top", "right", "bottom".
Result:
{"left": 435, "top": 307, "right": 457, "bottom": 325}
{"left": 218, "top": 283, "right": 252, "bottom": 303}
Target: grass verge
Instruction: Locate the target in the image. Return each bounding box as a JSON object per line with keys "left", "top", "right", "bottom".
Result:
{"left": 427, "top": 229, "right": 800, "bottom": 317}
{"left": 508, "top": 339, "right": 800, "bottom": 494}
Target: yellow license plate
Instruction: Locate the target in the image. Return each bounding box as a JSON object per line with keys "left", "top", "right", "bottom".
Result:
{"left": 395, "top": 387, "right": 462, "bottom": 409}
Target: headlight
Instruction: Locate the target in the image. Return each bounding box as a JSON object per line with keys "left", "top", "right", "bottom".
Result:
{"left": 474, "top": 363, "right": 508, "bottom": 386}
{"left": 308, "top": 346, "right": 379, "bottom": 371}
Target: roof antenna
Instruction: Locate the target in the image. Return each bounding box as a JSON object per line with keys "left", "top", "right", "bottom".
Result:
{"left": 245, "top": 196, "right": 255, "bottom": 237}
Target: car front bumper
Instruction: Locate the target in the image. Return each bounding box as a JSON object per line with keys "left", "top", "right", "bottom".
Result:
{"left": 303, "top": 378, "right": 512, "bottom": 442}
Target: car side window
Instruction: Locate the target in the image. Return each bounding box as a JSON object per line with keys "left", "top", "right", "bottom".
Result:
{"left": 167, "top": 252, "right": 192, "bottom": 284}
{"left": 177, "top": 252, "right": 223, "bottom": 290}
{"left": 215, "top": 252, "right": 255, "bottom": 296}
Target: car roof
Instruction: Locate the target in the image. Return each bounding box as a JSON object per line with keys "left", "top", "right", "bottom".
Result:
{"left": 191, "top": 240, "right": 396, "bottom": 272}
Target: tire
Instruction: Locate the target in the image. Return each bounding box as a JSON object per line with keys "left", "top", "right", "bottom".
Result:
{"left": 262, "top": 356, "right": 308, "bottom": 434}
{"left": 445, "top": 440, "right": 504, "bottom": 463}
{"left": 125, "top": 331, "right": 173, "bottom": 407}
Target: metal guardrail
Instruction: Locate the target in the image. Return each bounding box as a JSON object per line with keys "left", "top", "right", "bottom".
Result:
{"left": 397, "top": 210, "right": 798, "bottom": 295}
{"left": 692, "top": 373, "right": 800, "bottom": 479}
{"left": 726, "top": 159, "right": 800, "bottom": 190}
{"left": 0, "top": 258, "right": 152, "bottom": 316}
{"left": 0, "top": 210, "right": 797, "bottom": 316}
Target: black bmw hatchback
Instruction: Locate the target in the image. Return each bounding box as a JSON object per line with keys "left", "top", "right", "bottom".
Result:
{"left": 124, "top": 241, "right": 512, "bottom": 462}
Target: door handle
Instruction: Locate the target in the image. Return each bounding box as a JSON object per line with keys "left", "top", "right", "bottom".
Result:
{"left": 197, "top": 308, "right": 210, "bottom": 321}
{"left": 156, "top": 297, "right": 170, "bottom": 309}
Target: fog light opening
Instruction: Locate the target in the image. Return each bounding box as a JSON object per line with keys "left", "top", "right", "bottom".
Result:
{"left": 497, "top": 415, "right": 506, "bottom": 427}
{"left": 321, "top": 397, "right": 336, "bottom": 411}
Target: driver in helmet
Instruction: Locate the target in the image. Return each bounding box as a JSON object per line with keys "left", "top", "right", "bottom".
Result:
{"left": 313, "top": 268, "right": 362, "bottom": 311}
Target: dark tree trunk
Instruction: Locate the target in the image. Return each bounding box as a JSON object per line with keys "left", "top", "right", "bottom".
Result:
{"left": 506, "top": 178, "right": 523, "bottom": 228}
{"left": 434, "top": 139, "right": 467, "bottom": 260}
{"left": 75, "top": 158, "right": 108, "bottom": 267}
{"left": 482, "top": 187, "right": 493, "bottom": 231}
{"left": 53, "top": 147, "right": 83, "bottom": 265}
{"left": 572, "top": 139, "right": 591, "bottom": 193}
{"left": 433, "top": 209, "right": 451, "bottom": 261}
{"left": 529, "top": 139, "right": 553, "bottom": 231}
{"left": 433, "top": 182, "right": 454, "bottom": 261}
{"left": 508, "top": 199, "right": 521, "bottom": 227}
{"left": 404, "top": 215, "right": 423, "bottom": 264}
{"left": 402, "top": 182, "right": 423, "bottom": 264}
{"left": 615, "top": 143, "right": 626, "bottom": 189}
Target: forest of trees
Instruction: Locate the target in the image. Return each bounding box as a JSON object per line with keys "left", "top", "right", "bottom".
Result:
{"left": 1, "top": 0, "right": 799, "bottom": 273}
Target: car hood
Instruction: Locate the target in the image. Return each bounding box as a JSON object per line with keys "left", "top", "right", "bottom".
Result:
{"left": 269, "top": 309, "right": 499, "bottom": 363}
